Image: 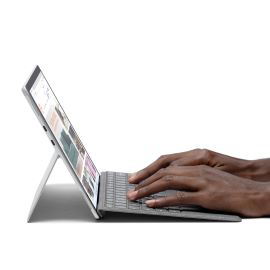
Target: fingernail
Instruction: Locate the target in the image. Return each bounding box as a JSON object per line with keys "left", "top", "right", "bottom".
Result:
{"left": 128, "top": 173, "right": 137, "bottom": 183}
{"left": 127, "top": 190, "right": 138, "bottom": 200}
{"left": 146, "top": 200, "right": 155, "bottom": 207}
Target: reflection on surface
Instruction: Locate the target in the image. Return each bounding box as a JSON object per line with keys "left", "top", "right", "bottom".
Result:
{"left": 30, "top": 184, "right": 203, "bottom": 223}
{"left": 30, "top": 184, "right": 95, "bottom": 223}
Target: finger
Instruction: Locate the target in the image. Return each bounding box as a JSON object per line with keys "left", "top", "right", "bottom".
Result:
{"left": 129, "top": 149, "right": 212, "bottom": 184}
{"left": 134, "top": 169, "right": 165, "bottom": 191}
{"left": 128, "top": 149, "right": 214, "bottom": 184}
{"left": 171, "top": 156, "right": 202, "bottom": 167}
{"left": 145, "top": 191, "right": 200, "bottom": 208}
{"left": 128, "top": 154, "right": 173, "bottom": 184}
{"left": 128, "top": 175, "right": 199, "bottom": 201}
{"left": 135, "top": 165, "right": 205, "bottom": 190}
{"left": 170, "top": 149, "right": 211, "bottom": 167}
{"left": 128, "top": 178, "right": 168, "bottom": 200}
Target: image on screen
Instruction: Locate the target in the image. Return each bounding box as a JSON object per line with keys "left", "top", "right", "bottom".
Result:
{"left": 29, "top": 72, "right": 99, "bottom": 208}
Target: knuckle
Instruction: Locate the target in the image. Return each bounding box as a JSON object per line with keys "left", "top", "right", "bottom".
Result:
{"left": 198, "top": 178, "right": 207, "bottom": 188}
{"left": 200, "top": 148, "right": 209, "bottom": 156}
{"left": 193, "top": 148, "right": 211, "bottom": 162}
{"left": 158, "top": 154, "right": 168, "bottom": 161}
{"left": 161, "top": 175, "right": 174, "bottom": 187}
{"left": 176, "top": 191, "right": 185, "bottom": 202}
{"left": 192, "top": 148, "right": 204, "bottom": 155}
{"left": 157, "top": 154, "right": 169, "bottom": 165}
{"left": 200, "top": 148, "right": 210, "bottom": 160}
{"left": 197, "top": 164, "right": 209, "bottom": 178}
{"left": 201, "top": 148, "right": 214, "bottom": 163}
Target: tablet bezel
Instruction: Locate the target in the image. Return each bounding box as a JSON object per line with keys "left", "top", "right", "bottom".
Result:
{"left": 22, "top": 65, "right": 101, "bottom": 219}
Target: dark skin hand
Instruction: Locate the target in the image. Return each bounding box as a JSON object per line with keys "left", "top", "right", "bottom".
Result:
{"left": 127, "top": 149, "right": 270, "bottom": 217}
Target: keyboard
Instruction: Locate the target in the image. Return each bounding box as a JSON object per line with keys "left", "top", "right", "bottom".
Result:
{"left": 104, "top": 171, "right": 201, "bottom": 213}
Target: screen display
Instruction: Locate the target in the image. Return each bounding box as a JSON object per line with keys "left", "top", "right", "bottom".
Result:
{"left": 29, "top": 71, "right": 99, "bottom": 208}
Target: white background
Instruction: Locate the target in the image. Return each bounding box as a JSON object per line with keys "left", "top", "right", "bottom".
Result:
{"left": 1, "top": 0, "right": 270, "bottom": 269}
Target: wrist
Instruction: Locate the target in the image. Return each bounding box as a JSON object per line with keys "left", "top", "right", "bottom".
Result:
{"left": 252, "top": 182, "right": 270, "bottom": 217}
{"left": 247, "top": 159, "right": 270, "bottom": 181}
{"left": 242, "top": 182, "right": 270, "bottom": 217}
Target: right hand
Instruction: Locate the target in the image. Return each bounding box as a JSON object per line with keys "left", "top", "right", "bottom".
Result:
{"left": 128, "top": 149, "right": 257, "bottom": 184}
{"left": 127, "top": 164, "right": 270, "bottom": 217}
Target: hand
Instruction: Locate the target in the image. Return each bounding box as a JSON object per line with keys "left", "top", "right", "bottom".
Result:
{"left": 127, "top": 165, "right": 270, "bottom": 217}
{"left": 128, "top": 149, "right": 270, "bottom": 183}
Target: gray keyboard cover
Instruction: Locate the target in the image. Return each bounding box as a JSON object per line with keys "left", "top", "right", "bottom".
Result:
{"left": 97, "top": 171, "right": 241, "bottom": 222}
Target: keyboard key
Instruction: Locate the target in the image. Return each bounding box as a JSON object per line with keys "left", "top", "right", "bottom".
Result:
{"left": 115, "top": 197, "right": 127, "bottom": 202}
{"left": 106, "top": 171, "right": 171, "bottom": 213}
{"left": 141, "top": 205, "right": 153, "bottom": 211}
{"left": 116, "top": 188, "right": 126, "bottom": 191}
{"left": 129, "top": 205, "right": 141, "bottom": 210}
{"left": 105, "top": 203, "right": 114, "bottom": 208}
{"left": 115, "top": 204, "right": 127, "bottom": 209}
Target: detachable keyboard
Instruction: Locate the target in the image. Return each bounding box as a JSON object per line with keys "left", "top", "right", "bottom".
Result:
{"left": 97, "top": 171, "right": 242, "bottom": 221}
{"left": 104, "top": 171, "right": 201, "bottom": 212}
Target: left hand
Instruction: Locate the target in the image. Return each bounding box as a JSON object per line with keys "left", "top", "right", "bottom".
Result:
{"left": 127, "top": 165, "right": 270, "bottom": 217}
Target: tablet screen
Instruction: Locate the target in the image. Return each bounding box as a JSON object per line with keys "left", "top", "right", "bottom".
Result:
{"left": 28, "top": 68, "right": 100, "bottom": 208}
